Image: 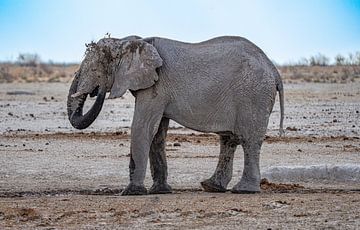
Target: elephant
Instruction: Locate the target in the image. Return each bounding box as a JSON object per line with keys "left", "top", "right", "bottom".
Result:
{"left": 67, "top": 35, "right": 284, "bottom": 195}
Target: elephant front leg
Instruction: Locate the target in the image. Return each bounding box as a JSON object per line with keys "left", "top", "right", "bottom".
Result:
{"left": 121, "top": 150, "right": 148, "bottom": 195}
{"left": 148, "top": 117, "right": 172, "bottom": 194}
{"left": 201, "top": 135, "right": 237, "bottom": 192}
{"left": 121, "top": 107, "right": 164, "bottom": 196}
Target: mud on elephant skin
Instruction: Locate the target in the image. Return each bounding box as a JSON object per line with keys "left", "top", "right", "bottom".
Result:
{"left": 67, "top": 35, "right": 285, "bottom": 195}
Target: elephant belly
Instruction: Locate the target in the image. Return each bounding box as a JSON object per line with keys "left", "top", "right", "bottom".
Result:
{"left": 163, "top": 87, "right": 275, "bottom": 136}
{"left": 164, "top": 102, "right": 236, "bottom": 133}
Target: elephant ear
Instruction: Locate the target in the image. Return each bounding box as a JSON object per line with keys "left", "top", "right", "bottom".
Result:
{"left": 109, "top": 40, "right": 163, "bottom": 99}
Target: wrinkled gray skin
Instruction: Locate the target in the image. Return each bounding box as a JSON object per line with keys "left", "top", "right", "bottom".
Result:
{"left": 67, "top": 35, "right": 284, "bottom": 195}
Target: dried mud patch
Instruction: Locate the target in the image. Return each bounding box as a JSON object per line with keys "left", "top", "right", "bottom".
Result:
{"left": 0, "top": 208, "right": 41, "bottom": 222}
{"left": 2, "top": 131, "right": 220, "bottom": 145}
{"left": 0, "top": 191, "right": 359, "bottom": 229}
{"left": 4, "top": 131, "right": 359, "bottom": 145}
{"left": 2, "top": 182, "right": 359, "bottom": 199}
{"left": 260, "top": 178, "right": 304, "bottom": 192}
{"left": 264, "top": 134, "right": 360, "bottom": 144}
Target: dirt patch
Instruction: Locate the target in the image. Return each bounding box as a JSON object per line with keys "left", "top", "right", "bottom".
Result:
{"left": 260, "top": 178, "right": 304, "bottom": 192}
{"left": 1, "top": 208, "right": 41, "bottom": 222}
{"left": 264, "top": 134, "right": 360, "bottom": 144}
{"left": 4, "top": 131, "right": 359, "bottom": 146}
{"left": 0, "top": 191, "right": 359, "bottom": 229}
{"left": 2, "top": 131, "right": 219, "bottom": 145}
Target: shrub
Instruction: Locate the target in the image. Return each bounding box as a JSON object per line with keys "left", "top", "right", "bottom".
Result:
{"left": 309, "top": 53, "right": 329, "bottom": 66}
{"left": 335, "top": 54, "right": 345, "bottom": 66}
{"left": 16, "top": 53, "right": 41, "bottom": 67}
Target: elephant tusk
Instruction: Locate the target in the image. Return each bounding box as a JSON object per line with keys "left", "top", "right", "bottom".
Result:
{"left": 71, "top": 92, "right": 83, "bottom": 98}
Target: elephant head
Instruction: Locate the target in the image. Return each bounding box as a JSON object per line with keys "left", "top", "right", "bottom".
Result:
{"left": 67, "top": 37, "right": 163, "bottom": 129}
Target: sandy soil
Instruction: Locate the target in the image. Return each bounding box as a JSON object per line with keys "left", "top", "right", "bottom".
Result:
{"left": 0, "top": 81, "right": 359, "bottom": 229}
{"left": 1, "top": 191, "right": 359, "bottom": 229}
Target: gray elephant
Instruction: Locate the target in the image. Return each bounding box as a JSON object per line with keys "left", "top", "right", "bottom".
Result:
{"left": 67, "top": 35, "right": 284, "bottom": 195}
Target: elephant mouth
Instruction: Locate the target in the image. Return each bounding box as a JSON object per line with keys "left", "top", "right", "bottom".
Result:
{"left": 89, "top": 86, "right": 99, "bottom": 98}
{"left": 67, "top": 75, "right": 106, "bottom": 130}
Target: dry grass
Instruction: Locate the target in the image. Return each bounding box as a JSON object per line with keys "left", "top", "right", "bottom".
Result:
{"left": 0, "top": 63, "right": 78, "bottom": 83}
{"left": 279, "top": 65, "right": 360, "bottom": 83}
{"left": 1, "top": 63, "right": 360, "bottom": 84}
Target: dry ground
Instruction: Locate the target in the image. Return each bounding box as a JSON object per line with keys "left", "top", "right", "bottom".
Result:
{"left": 0, "top": 72, "right": 359, "bottom": 228}
{"left": 1, "top": 191, "right": 359, "bottom": 229}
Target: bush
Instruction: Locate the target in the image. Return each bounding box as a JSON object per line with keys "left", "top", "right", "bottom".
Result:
{"left": 16, "top": 53, "right": 41, "bottom": 67}
{"left": 335, "top": 54, "right": 345, "bottom": 66}
{"left": 309, "top": 53, "right": 329, "bottom": 66}
{"left": 353, "top": 51, "right": 360, "bottom": 65}
{"left": 297, "top": 57, "right": 309, "bottom": 66}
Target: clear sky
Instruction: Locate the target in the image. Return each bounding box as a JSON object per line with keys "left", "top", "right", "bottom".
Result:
{"left": 0, "top": 0, "right": 359, "bottom": 64}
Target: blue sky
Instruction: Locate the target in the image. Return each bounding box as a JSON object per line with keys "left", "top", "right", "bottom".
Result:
{"left": 0, "top": 0, "right": 359, "bottom": 64}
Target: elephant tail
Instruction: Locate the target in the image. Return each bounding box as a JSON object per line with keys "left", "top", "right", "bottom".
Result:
{"left": 276, "top": 78, "right": 285, "bottom": 137}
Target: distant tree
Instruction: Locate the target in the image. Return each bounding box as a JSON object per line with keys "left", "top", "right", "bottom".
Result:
{"left": 287, "top": 51, "right": 360, "bottom": 67}
{"left": 355, "top": 51, "right": 360, "bottom": 65}
{"left": 335, "top": 54, "right": 346, "bottom": 66}
{"left": 17, "top": 53, "right": 41, "bottom": 67}
{"left": 346, "top": 53, "right": 355, "bottom": 65}
{"left": 297, "top": 57, "right": 309, "bottom": 66}
{"left": 309, "top": 53, "right": 329, "bottom": 66}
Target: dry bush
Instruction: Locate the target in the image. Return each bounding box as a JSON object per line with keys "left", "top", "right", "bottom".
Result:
{"left": 0, "top": 63, "right": 78, "bottom": 83}
{"left": 1, "top": 62, "right": 360, "bottom": 84}
{"left": 0, "top": 64, "right": 14, "bottom": 83}
{"left": 278, "top": 66, "right": 360, "bottom": 83}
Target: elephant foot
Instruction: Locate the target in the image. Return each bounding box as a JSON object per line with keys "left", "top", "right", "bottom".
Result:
{"left": 121, "top": 183, "right": 148, "bottom": 196}
{"left": 200, "top": 179, "right": 227, "bottom": 193}
{"left": 149, "top": 182, "right": 173, "bottom": 194}
{"left": 231, "top": 181, "right": 260, "bottom": 194}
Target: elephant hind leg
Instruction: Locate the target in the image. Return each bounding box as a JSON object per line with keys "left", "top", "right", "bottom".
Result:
{"left": 148, "top": 117, "right": 173, "bottom": 194}
{"left": 231, "top": 139, "right": 262, "bottom": 193}
{"left": 201, "top": 134, "right": 238, "bottom": 192}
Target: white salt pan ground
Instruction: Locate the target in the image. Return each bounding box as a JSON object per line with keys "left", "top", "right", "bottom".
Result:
{"left": 263, "top": 164, "right": 360, "bottom": 183}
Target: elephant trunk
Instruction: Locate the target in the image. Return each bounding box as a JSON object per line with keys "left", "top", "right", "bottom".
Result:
{"left": 67, "top": 74, "right": 106, "bottom": 130}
